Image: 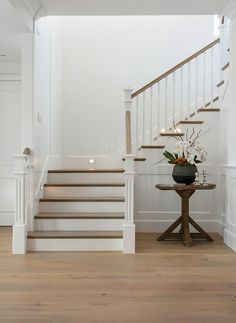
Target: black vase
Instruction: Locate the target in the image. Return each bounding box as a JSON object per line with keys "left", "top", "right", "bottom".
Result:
{"left": 172, "top": 164, "right": 197, "bottom": 185}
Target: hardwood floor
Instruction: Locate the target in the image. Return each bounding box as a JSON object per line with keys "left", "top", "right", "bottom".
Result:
{"left": 1, "top": 227, "right": 236, "bottom": 323}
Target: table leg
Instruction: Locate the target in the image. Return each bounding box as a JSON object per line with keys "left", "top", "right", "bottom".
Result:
{"left": 177, "top": 190, "right": 194, "bottom": 247}
{"left": 189, "top": 217, "right": 214, "bottom": 241}
{"left": 157, "top": 216, "right": 182, "bottom": 241}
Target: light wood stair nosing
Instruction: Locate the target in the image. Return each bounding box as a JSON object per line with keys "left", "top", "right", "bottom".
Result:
{"left": 141, "top": 145, "right": 165, "bottom": 149}
{"left": 122, "top": 157, "right": 146, "bottom": 161}
{"left": 44, "top": 183, "right": 125, "bottom": 187}
{"left": 35, "top": 212, "right": 125, "bottom": 220}
{"left": 160, "top": 132, "right": 185, "bottom": 137}
{"left": 28, "top": 231, "right": 123, "bottom": 239}
{"left": 178, "top": 120, "right": 204, "bottom": 125}
{"left": 39, "top": 197, "right": 125, "bottom": 202}
{"left": 48, "top": 169, "right": 125, "bottom": 174}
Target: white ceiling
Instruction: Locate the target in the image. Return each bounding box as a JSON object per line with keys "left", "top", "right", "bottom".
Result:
{"left": 39, "top": 0, "right": 229, "bottom": 15}
{"left": 0, "top": 0, "right": 29, "bottom": 62}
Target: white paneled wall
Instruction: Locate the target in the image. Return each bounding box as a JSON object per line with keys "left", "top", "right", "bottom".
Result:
{"left": 0, "top": 79, "right": 21, "bottom": 225}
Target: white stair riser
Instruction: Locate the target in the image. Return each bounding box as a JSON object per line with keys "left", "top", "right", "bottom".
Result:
{"left": 44, "top": 186, "right": 124, "bottom": 198}
{"left": 34, "top": 218, "right": 124, "bottom": 231}
{"left": 48, "top": 173, "right": 124, "bottom": 184}
{"left": 39, "top": 201, "right": 125, "bottom": 213}
{"left": 28, "top": 238, "right": 123, "bottom": 251}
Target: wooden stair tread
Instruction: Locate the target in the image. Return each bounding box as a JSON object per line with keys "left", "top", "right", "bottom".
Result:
{"left": 35, "top": 212, "right": 125, "bottom": 219}
{"left": 198, "top": 108, "right": 220, "bottom": 112}
{"left": 45, "top": 183, "right": 125, "bottom": 187}
{"left": 160, "top": 132, "right": 184, "bottom": 137}
{"left": 39, "top": 197, "right": 125, "bottom": 202}
{"left": 205, "top": 96, "right": 219, "bottom": 107}
{"left": 28, "top": 231, "right": 123, "bottom": 239}
{"left": 178, "top": 120, "right": 204, "bottom": 125}
{"left": 122, "top": 157, "right": 146, "bottom": 161}
{"left": 48, "top": 169, "right": 125, "bottom": 174}
{"left": 216, "top": 80, "right": 224, "bottom": 88}
{"left": 222, "top": 62, "right": 229, "bottom": 71}
{"left": 141, "top": 145, "right": 165, "bottom": 149}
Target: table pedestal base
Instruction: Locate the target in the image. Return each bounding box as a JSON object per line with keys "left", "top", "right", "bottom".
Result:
{"left": 157, "top": 190, "right": 214, "bottom": 247}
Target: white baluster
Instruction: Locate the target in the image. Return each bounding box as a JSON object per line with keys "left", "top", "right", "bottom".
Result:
{"left": 13, "top": 154, "right": 29, "bottom": 254}
{"left": 195, "top": 57, "right": 199, "bottom": 119}
{"left": 123, "top": 155, "right": 135, "bottom": 254}
{"left": 149, "top": 87, "right": 153, "bottom": 144}
{"left": 180, "top": 67, "right": 183, "bottom": 121}
{"left": 165, "top": 77, "right": 168, "bottom": 130}
{"left": 135, "top": 96, "right": 139, "bottom": 152}
{"left": 211, "top": 47, "right": 214, "bottom": 106}
{"left": 188, "top": 62, "right": 191, "bottom": 118}
{"left": 157, "top": 82, "right": 160, "bottom": 138}
{"left": 172, "top": 72, "right": 176, "bottom": 124}
{"left": 142, "top": 92, "right": 146, "bottom": 145}
{"left": 202, "top": 52, "right": 206, "bottom": 109}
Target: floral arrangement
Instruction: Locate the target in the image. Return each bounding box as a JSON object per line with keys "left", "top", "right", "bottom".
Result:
{"left": 163, "top": 128, "right": 207, "bottom": 166}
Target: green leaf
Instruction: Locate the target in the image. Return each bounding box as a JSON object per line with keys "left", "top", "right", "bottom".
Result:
{"left": 163, "top": 151, "right": 176, "bottom": 162}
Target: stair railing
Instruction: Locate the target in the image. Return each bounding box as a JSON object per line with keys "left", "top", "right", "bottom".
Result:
{"left": 125, "top": 38, "right": 220, "bottom": 155}
{"left": 13, "top": 148, "right": 33, "bottom": 254}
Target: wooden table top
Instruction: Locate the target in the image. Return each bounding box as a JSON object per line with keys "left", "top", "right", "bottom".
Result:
{"left": 156, "top": 183, "right": 216, "bottom": 191}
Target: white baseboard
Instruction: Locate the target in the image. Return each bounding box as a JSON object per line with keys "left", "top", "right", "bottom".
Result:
{"left": 224, "top": 229, "right": 236, "bottom": 251}
{"left": 135, "top": 219, "right": 222, "bottom": 233}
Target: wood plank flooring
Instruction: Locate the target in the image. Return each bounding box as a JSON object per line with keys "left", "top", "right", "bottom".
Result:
{"left": 0, "top": 227, "right": 236, "bottom": 323}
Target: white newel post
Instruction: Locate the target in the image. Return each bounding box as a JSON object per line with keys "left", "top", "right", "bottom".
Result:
{"left": 123, "top": 155, "right": 136, "bottom": 254}
{"left": 123, "top": 87, "right": 135, "bottom": 253}
{"left": 13, "top": 154, "right": 29, "bottom": 254}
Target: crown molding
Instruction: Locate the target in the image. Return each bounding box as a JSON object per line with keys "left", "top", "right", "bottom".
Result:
{"left": 221, "top": 0, "right": 236, "bottom": 19}
{"left": 9, "top": 0, "right": 47, "bottom": 32}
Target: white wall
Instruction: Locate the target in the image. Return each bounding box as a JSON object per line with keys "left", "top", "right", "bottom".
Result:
{"left": 0, "top": 63, "right": 21, "bottom": 225}
{"left": 32, "top": 17, "right": 64, "bottom": 209}
{"left": 45, "top": 15, "right": 222, "bottom": 233}
{"left": 33, "top": 17, "right": 51, "bottom": 199}
{"left": 221, "top": 15, "right": 236, "bottom": 250}
{"left": 50, "top": 15, "right": 216, "bottom": 167}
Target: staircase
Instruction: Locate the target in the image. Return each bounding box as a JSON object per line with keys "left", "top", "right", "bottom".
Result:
{"left": 28, "top": 169, "right": 125, "bottom": 251}
{"left": 12, "top": 17, "right": 230, "bottom": 254}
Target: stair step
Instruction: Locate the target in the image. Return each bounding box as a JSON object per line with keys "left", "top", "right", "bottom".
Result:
{"left": 35, "top": 212, "right": 124, "bottom": 219}
{"left": 27, "top": 231, "right": 123, "bottom": 251}
{"left": 205, "top": 96, "right": 219, "bottom": 107}
{"left": 222, "top": 62, "right": 229, "bottom": 71}
{"left": 141, "top": 145, "right": 165, "bottom": 149}
{"left": 48, "top": 169, "right": 124, "bottom": 174}
{"left": 122, "top": 157, "right": 146, "bottom": 161}
{"left": 216, "top": 80, "right": 224, "bottom": 88}
{"left": 40, "top": 197, "right": 125, "bottom": 202}
{"left": 198, "top": 108, "right": 220, "bottom": 112}
{"left": 160, "top": 132, "right": 184, "bottom": 137}
{"left": 178, "top": 120, "right": 204, "bottom": 125}
{"left": 34, "top": 213, "right": 124, "bottom": 231}
{"left": 48, "top": 171, "right": 124, "bottom": 184}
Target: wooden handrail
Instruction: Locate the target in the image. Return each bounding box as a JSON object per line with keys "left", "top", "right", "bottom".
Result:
{"left": 131, "top": 38, "right": 220, "bottom": 99}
